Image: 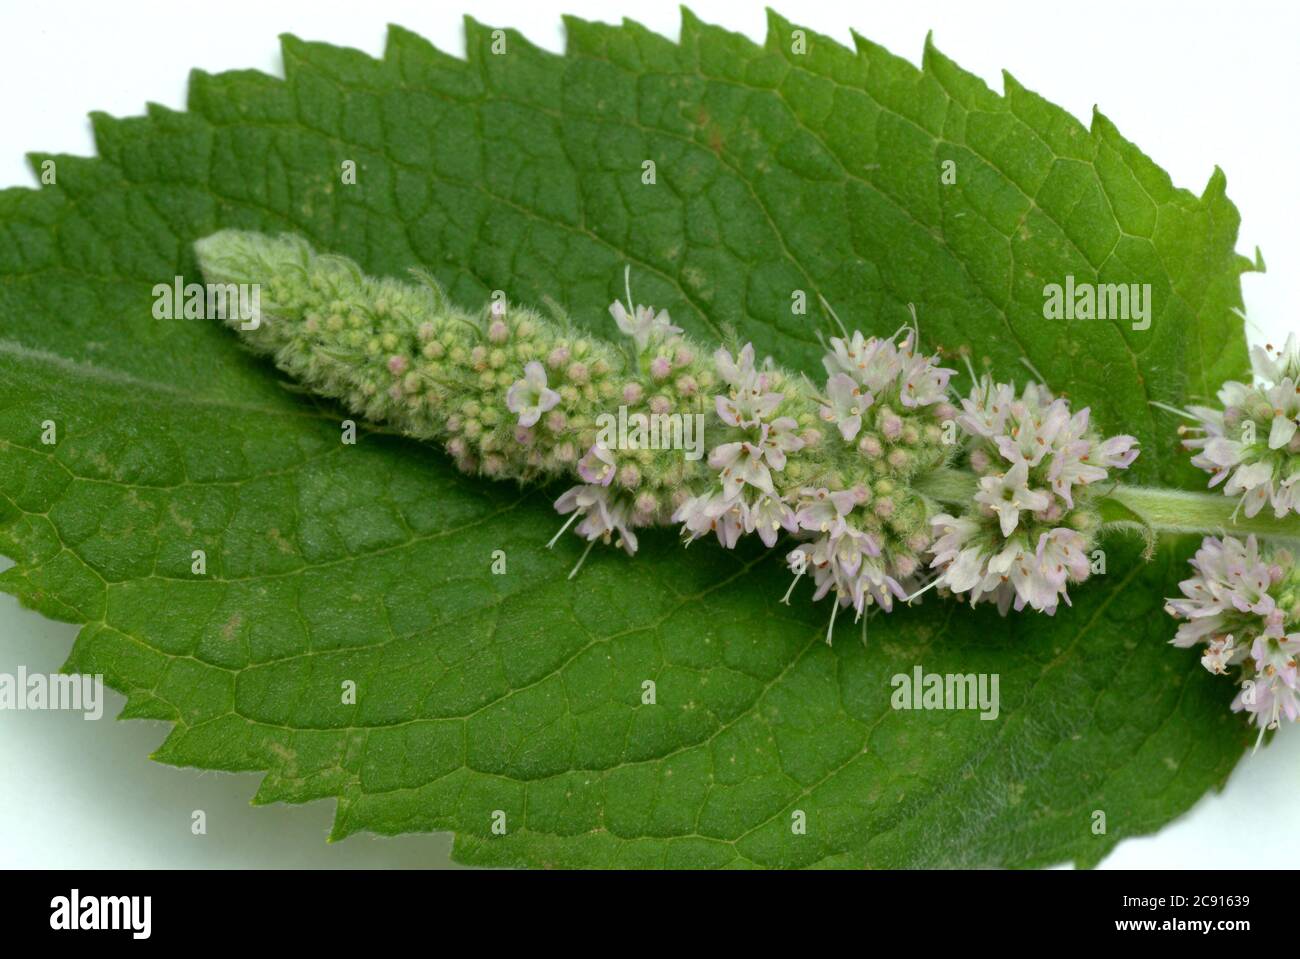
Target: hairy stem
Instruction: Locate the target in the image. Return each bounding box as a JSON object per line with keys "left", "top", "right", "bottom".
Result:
{"left": 1101, "top": 485, "right": 1300, "bottom": 540}
{"left": 917, "top": 466, "right": 1300, "bottom": 541}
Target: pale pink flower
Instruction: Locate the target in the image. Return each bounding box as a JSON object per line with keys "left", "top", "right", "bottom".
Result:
{"left": 506, "top": 361, "right": 560, "bottom": 428}
{"left": 608, "top": 300, "right": 681, "bottom": 351}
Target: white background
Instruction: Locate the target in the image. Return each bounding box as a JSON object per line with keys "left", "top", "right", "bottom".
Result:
{"left": 1, "top": 0, "right": 1297, "bottom": 868}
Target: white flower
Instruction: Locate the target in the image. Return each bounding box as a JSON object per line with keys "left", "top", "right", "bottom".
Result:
{"left": 1232, "top": 631, "right": 1300, "bottom": 731}
{"left": 957, "top": 377, "right": 1016, "bottom": 440}
{"left": 714, "top": 343, "right": 759, "bottom": 391}
{"left": 1266, "top": 377, "right": 1300, "bottom": 450}
{"left": 714, "top": 343, "right": 783, "bottom": 429}
{"left": 716, "top": 389, "right": 782, "bottom": 429}
{"left": 897, "top": 344, "right": 955, "bottom": 409}
{"left": 506, "top": 360, "right": 560, "bottom": 428}
{"left": 608, "top": 300, "right": 682, "bottom": 351}
{"left": 1029, "top": 528, "right": 1090, "bottom": 611}
{"left": 673, "top": 490, "right": 726, "bottom": 540}
{"left": 928, "top": 514, "right": 988, "bottom": 594}
{"left": 577, "top": 443, "right": 616, "bottom": 486}
{"left": 1046, "top": 411, "right": 1107, "bottom": 507}
{"left": 822, "top": 330, "right": 873, "bottom": 381}
{"left": 993, "top": 396, "right": 1070, "bottom": 468}
{"left": 822, "top": 331, "right": 904, "bottom": 392}
{"left": 793, "top": 487, "right": 858, "bottom": 535}
{"left": 673, "top": 489, "right": 746, "bottom": 548}
{"left": 1251, "top": 333, "right": 1300, "bottom": 384}
{"left": 819, "top": 373, "right": 871, "bottom": 442}
{"left": 1092, "top": 433, "right": 1140, "bottom": 469}
{"left": 714, "top": 502, "right": 747, "bottom": 549}
{"left": 1234, "top": 674, "right": 1300, "bottom": 731}
{"left": 708, "top": 441, "right": 775, "bottom": 498}
{"left": 757, "top": 416, "right": 804, "bottom": 470}
{"left": 1275, "top": 471, "right": 1300, "bottom": 516}
{"left": 974, "top": 460, "right": 1050, "bottom": 537}
{"left": 744, "top": 495, "right": 797, "bottom": 548}
{"left": 554, "top": 485, "right": 638, "bottom": 555}
{"left": 1223, "top": 460, "right": 1275, "bottom": 518}
{"left": 1250, "top": 632, "right": 1300, "bottom": 689}
{"left": 1200, "top": 635, "right": 1237, "bottom": 675}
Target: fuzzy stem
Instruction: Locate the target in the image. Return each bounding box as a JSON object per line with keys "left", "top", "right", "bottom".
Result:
{"left": 917, "top": 466, "right": 1300, "bottom": 541}
{"left": 1101, "top": 485, "right": 1300, "bottom": 540}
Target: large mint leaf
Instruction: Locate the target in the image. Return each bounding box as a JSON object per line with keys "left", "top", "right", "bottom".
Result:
{"left": 0, "top": 11, "right": 1257, "bottom": 867}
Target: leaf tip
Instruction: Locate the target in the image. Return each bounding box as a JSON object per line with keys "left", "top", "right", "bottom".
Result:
{"left": 764, "top": 6, "right": 794, "bottom": 48}
{"left": 1203, "top": 164, "right": 1229, "bottom": 201}
{"left": 921, "top": 30, "right": 948, "bottom": 71}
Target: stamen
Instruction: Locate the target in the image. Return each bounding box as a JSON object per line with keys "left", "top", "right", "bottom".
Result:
{"left": 568, "top": 538, "right": 598, "bottom": 580}
{"left": 904, "top": 577, "right": 942, "bottom": 603}
{"left": 1148, "top": 400, "right": 1202, "bottom": 422}
{"left": 817, "top": 294, "right": 850, "bottom": 338}
{"left": 1252, "top": 709, "right": 1274, "bottom": 754}
{"left": 547, "top": 510, "right": 582, "bottom": 549}
{"left": 1019, "top": 355, "right": 1049, "bottom": 386}
{"left": 825, "top": 599, "right": 840, "bottom": 645}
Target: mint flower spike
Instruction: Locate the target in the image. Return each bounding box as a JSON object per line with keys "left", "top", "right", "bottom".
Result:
{"left": 1173, "top": 331, "right": 1300, "bottom": 518}
{"left": 1165, "top": 534, "right": 1300, "bottom": 745}
{"left": 194, "top": 229, "right": 1300, "bottom": 657}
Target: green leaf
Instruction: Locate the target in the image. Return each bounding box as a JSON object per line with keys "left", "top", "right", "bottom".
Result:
{"left": 0, "top": 11, "right": 1258, "bottom": 867}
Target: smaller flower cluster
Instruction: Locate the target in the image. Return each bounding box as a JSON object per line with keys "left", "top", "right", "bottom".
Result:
{"left": 672, "top": 343, "right": 804, "bottom": 549}
{"left": 784, "top": 487, "right": 913, "bottom": 622}
{"left": 1180, "top": 333, "right": 1300, "bottom": 518}
{"left": 541, "top": 292, "right": 713, "bottom": 560}
{"left": 929, "top": 376, "right": 1139, "bottom": 614}
{"left": 660, "top": 322, "right": 959, "bottom": 632}
{"left": 782, "top": 329, "right": 957, "bottom": 626}
{"left": 1166, "top": 534, "right": 1300, "bottom": 738}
